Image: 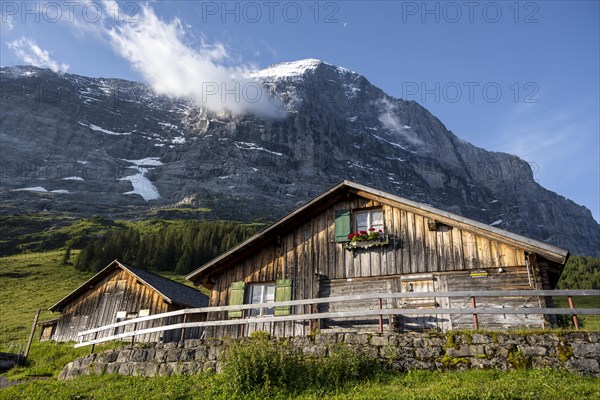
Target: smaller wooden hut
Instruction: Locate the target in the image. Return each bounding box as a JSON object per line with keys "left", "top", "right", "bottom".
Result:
{"left": 47, "top": 260, "right": 208, "bottom": 342}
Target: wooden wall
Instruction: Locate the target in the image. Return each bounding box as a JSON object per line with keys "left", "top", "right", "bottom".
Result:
{"left": 52, "top": 269, "right": 201, "bottom": 342}
{"left": 204, "top": 194, "right": 550, "bottom": 338}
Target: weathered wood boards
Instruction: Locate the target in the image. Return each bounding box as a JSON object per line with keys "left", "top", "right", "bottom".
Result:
{"left": 49, "top": 261, "right": 207, "bottom": 342}
{"left": 188, "top": 182, "right": 568, "bottom": 338}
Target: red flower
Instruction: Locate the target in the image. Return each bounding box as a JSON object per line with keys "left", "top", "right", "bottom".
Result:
{"left": 378, "top": 229, "right": 383, "bottom": 233}
{"left": 359, "top": 230, "right": 366, "bottom": 235}
{"left": 368, "top": 227, "right": 375, "bottom": 231}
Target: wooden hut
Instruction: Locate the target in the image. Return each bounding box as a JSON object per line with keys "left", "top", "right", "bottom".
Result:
{"left": 48, "top": 260, "right": 208, "bottom": 342}
{"left": 186, "top": 180, "right": 569, "bottom": 337}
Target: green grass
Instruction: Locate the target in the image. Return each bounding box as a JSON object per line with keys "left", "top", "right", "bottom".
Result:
{"left": 0, "top": 214, "right": 120, "bottom": 254}
{"left": 0, "top": 251, "right": 93, "bottom": 346}
{"left": 1, "top": 369, "right": 598, "bottom": 400}
{"left": 554, "top": 296, "right": 600, "bottom": 331}
{"left": 0, "top": 251, "right": 205, "bottom": 346}
{"left": 1, "top": 249, "right": 598, "bottom": 399}
{"left": 5, "top": 341, "right": 122, "bottom": 381}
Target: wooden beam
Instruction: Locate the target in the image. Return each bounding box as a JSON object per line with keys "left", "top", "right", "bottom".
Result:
{"left": 75, "top": 306, "right": 600, "bottom": 348}
{"left": 24, "top": 309, "right": 40, "bottom": 358}
{"left": 77, "top": 289, "right": 600, "bottom": 337}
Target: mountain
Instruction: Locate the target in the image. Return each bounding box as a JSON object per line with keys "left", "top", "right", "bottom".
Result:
{"left": 1, "top": 61, "right": 598, "bottom": 256}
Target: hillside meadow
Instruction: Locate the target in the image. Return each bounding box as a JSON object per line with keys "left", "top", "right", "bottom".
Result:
{"left": 1, "top": 250, "right": 598, "bottom": 399}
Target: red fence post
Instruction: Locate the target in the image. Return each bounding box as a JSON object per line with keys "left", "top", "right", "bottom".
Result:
{"left": 378, "top": 298, "right": 383, "bottom": 333}
{"left": 471, "top": 296, "right": 479, "bottom": 330}
{"left": 568, "top": 296, "right": 580, "bottom": 330}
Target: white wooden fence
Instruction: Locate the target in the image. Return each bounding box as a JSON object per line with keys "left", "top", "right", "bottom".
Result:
{"left": 75, "top": 290, "right": 600, "bottom": 349}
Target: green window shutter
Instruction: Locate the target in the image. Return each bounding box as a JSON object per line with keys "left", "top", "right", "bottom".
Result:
{"left": 334, "top": 209, "right": 351, "bottom": 242}
{"left": 228, "top": 281, "right": 245, "bottom": 319}
{"left": 274, "top": 279, "right": 292, "bottom": 316}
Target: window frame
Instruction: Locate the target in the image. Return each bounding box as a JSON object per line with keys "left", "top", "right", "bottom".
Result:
{"left": 246, "top": 282, "right": 276, "bottom": 317}
{"left": 353, "top": 207, "right": 385, "bottom": 234}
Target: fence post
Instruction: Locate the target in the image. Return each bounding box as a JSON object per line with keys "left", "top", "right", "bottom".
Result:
{"left": 567, "top": 296, "right": 580, "bottom": 330}
{"left": 180, "top": 314, "right": 187, "bottom": 343}
{"left": 378, "top": 298, "right": 383, "bottom": 333}
{"left": 239, "top": 309, "right": 246, "bottom": 338}
{"left": 24, "top": 309, "right": 41, "bottom": 358}
{"left": 131, "top": 322, "right": 137, "bottom": 347}
{"left": 471, "top": 296, "right": 479, "bottom": 330}
{"left": 90, "top": 330, "right": 98, "bottom": 354}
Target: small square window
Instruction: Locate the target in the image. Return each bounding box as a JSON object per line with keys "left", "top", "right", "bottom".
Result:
{"left": 247, "top": 283, "right": 275, "bottom": 316}
{"left": 354, "top": 209, "right": 384, "bottom": 233}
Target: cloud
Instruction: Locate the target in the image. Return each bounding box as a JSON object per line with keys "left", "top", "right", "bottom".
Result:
{"left": 102, "top": 3, "right": 283, "bottom": 117}
{"left": 7, "top": 37, "right": 69, "bottom": 73}
{"left": 378, "top": 98, "right": 424, "bottom": 146}
{"left": 1, "top": 14, "right": 14, "bottom": 32}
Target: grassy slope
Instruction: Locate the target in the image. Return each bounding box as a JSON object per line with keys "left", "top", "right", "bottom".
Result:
{"left": 554, "top": 296, "right": 600, "bottom": 331}
{"left": 1, "top": 248, "right": 598, "bottom": 398}
{"left": 0, "top": 251, "right": 92, "bottom": 346}
{"left": 1, "top": 369, "right": 599, "bottom": 400}
{"left": 0, "top": 251, "right": 204, "bottom": 347}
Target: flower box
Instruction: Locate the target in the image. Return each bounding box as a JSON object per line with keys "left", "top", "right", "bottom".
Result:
{"left": 344, "top": 237, "right": 390, "bottom": 251}
{"left": 344, "top": 228, "right": 390, "bottom": 253}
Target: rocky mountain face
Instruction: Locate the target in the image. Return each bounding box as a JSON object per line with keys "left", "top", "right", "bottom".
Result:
{"left": 1, "top": 61, "right": 598, "bottom": 256}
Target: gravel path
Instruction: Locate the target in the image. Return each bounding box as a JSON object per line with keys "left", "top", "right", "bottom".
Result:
{"left": 0, "top": 375, "right": 19, "bottom": 389}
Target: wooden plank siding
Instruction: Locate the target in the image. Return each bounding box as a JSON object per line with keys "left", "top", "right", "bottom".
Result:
{"left": 52, "top": 269, "right": 201, "bottom": 342}
{"left": 202, "top": 194, "right": 554, "bottom": 338}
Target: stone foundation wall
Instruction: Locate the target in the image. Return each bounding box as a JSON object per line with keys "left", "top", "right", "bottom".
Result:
{"left": 59, "top": 331, "right": 600, "bottom": 380}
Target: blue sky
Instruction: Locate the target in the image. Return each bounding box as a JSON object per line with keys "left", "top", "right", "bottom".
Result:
{"left": 1, "top": 1, "right": 598, "bottom": 221}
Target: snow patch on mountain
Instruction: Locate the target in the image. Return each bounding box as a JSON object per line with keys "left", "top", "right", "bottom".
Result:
{"left": 118, "top": 158, "right": 162, "bottom": 201}
{"left": 78, "top": 122, "right": 132, "bottom": 136}
{"left": 121, "top": 157, "right": 163, "bottom": 166}
{"left": 233, "top": 141, "right": 283, "bottom": 156}
{"left": 120, "top": 167, "right": 160, "bottom": 201}
{"left": 370, "top": 133, "right": 407, "bottom": 150}
{"left": 12, "top": 186, "right": 47, "bottom": 192}
{"left": 61, "top": 176, "right": 84, "bottom": 181}
{"left": 251, "top": 59, "right": 323, "bottom": 79}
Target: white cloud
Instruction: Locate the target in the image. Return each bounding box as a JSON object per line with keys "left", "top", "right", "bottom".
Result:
{"left": 1, "top": 14, "right": 14, "bottom": 32}
{"left": 378, "top": 98, "right": 424, "bottom": 146}
{"left": 102, "top": 4, "right": 283, "bottom": 117}
{"left": 7, "top": 37, "right": 69, "bottom": 73}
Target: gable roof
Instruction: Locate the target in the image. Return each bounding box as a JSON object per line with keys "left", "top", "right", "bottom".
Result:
{"left": 50, "top": 260, "right": 208, "bottom": 312}
{"left": 186, "top": 180, "right": 569, "bottom": 283}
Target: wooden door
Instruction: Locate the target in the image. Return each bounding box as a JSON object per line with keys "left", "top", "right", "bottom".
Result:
{"left": 397, "top": 274, "right": 450, "bottom": 331}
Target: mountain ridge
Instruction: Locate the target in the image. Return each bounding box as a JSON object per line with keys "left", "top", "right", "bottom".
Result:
{"left": 1, "top": 63, "right": 598, "bottom": 256}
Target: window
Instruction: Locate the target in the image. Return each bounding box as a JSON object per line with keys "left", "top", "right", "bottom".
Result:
{"left": 354, "top": 209, "right": 384, "bottom": 232}
{"left": 228, "top": 280, "right": 292, "bottom": 319}
{"left": 248, "top": 283, "right": 275, "bottom": 316}
{"left": 335, "top": 208, "right": 386, "bottom": 242}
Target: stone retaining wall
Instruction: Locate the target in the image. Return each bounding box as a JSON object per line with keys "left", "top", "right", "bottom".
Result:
{"left": 59, "top": 331, "right": 600, "bottom": 380}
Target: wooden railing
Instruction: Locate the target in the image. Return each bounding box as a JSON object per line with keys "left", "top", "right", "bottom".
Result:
{"left": 75, "top": 290, "right": 600, "bottom": 348}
